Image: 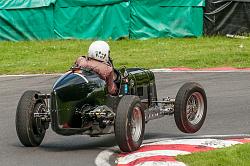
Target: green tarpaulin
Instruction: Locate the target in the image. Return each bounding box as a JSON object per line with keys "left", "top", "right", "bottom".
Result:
{"left": 129, "top": 0, "right": 205, "bottom": 39}
{"left": 0, "top": 0, "right": 56, "bottom": 9}
{"left": 56, "top": 0, "right": 128, "bottom": 7}
{"left": 0, "top": 0, "right": 205, "bottom": 41}
{"left": 0, "top": 0, "right": 55, "bottom": 41}
{"left": 131, "top": 0, "right": 205, "bottom": 7}
{"left": 54, "top": 2, "right": 130, "bottom": 40}
{"left": 0, "top": 6, "right": 55, "bottom": 41}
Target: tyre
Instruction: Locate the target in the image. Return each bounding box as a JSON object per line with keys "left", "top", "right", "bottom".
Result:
{"left": 174, "top": 82, "right": 207, "bottom": 133}
{"left": 115, "top": 95, "right": 145, "bottom": 152}
{"left": 16, "top": 90, "right": 47, "bottom": 147}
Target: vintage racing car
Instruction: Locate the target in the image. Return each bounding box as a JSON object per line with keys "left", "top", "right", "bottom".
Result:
{"left": 16, "top": 67, "right": 207, "bottom": 152}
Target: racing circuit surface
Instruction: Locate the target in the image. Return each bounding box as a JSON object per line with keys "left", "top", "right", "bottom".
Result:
{"left": 0, "top": 72, "right": 250, "bottom": 166}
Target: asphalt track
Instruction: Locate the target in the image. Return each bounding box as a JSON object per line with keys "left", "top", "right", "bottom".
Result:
{"left": 0, "top": 72, "right": 250, "bottom": 166}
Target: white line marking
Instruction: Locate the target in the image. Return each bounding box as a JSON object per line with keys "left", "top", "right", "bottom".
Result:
{"left": 117, "top": 150, "right": 190, "bottom": 165}
{"left": 95, "top": 149, "right": 114, "bottom": 166}
{"left": 143, "top": 134, "right": 250, "bottom": 144}
{"left": 180, "top": 134, "right": 250, "bottom": 138}
{"left": 146, "top": 139, "right": 241, "bottom": 148}
{"left": 150, "top": 69, "right": 173, "bottom": 72}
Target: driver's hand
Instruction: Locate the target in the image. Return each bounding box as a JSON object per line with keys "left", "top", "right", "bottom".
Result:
{"left": 70, "top": 64, "right": 80, "bottom": 70}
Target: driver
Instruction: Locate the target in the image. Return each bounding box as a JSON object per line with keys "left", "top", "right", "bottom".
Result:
{"left": 75, "top": 41, "right": 118, "bottom": 95}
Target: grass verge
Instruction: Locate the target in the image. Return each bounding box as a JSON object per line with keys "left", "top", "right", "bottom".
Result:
{"left": 176, "top": 143, "right": 250, "bottom": 166}
{"left": 0, "top": 37, "right": 250, "bottom": 74}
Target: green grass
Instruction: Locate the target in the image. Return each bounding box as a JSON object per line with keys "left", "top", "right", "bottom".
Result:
{"left": 176, "top": 143, "right": 250, "bottom": 166}
{"left": 0, "top": 37, "right": 250, "bottom": 74}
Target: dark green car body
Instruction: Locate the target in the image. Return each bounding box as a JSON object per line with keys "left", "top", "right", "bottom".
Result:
{"left": 50, "top": 68, "right": 157, "bottom": 135}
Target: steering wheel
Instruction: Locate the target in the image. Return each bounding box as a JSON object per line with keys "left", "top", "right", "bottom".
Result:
{"left": 114, "top": 69, "right": 121, "bottom": 83}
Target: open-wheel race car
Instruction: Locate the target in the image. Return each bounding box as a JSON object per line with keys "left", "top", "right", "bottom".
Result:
{"left": 16, "top": 67, "right": 207, "bottom": 152}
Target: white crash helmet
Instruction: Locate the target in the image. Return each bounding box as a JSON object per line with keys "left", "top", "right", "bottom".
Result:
{"left": 88, "top": 41, "right": 110, "bottom": 63}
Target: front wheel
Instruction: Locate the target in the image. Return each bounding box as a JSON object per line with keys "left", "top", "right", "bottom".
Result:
{"left": 16, "top": 90, "right": 47, "bottom": 147}
{"left": 115, "top": 95, "right": 145, "bottom": 152}
{"left": 174, "top": 82, "right": 207, "bottom": 133}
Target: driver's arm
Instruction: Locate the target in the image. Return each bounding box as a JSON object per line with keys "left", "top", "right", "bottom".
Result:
{"left": 106, "top": 70, "right": 118, "bottom": 95}
{"left": 75, "top": 56, "right": 87, "bottom": 67}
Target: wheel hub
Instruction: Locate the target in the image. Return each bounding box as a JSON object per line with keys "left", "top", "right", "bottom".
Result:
{"left": 186, "top": 92, "right": 204, "bottom": 125}
{"left": 33, "top": 103, "right": 47, "bottom": 136}
{"left": 131, "top": 106, "right": 142, "bottom": 142}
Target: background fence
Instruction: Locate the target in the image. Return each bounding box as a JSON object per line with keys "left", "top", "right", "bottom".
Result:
{"left": 0, "top": 0, "right": 205, "bottom": 41}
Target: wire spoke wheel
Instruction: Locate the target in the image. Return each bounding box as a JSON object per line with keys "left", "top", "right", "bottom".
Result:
{"left": 115, "top": 95, "right": 145, "bottom": 152}
{"left": 186, "top": 92, "right": 204, "bottom": 125}
{"left": 130, "top": 106, "right": 143, "bottom": 142}
{"left": 174, "top": 82, "right": 207, "bottom": 133}
{"left": 16, "top": 90, "right": 46, "bottom": 147}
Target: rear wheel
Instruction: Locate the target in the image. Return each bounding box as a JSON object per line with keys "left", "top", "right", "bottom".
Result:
{"left": 115, "top": 95, "right": 145, "bottom": 152}
{"left": 174, "top": 82, "right": 207, "bottom": 133}
{"left": 16, "top": 90, "right": 47, "bottom": 147}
